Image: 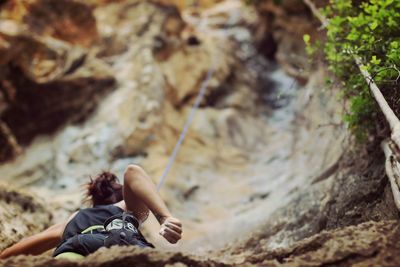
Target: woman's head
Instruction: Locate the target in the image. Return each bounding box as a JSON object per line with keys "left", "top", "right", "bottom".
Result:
{"left": 86, "top": 171, "right": 123, "bottom": 206}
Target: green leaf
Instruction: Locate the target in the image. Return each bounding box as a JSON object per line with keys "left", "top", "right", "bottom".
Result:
{"left": 370, "top": 20, "right": 378, "bottom": 30}
{"left": 346, "top": 32, "right": 359, "bottom": 41}
{"left": 303, "top": 34, "right": 310, "bottom": 43}
{"left": 371, "top": 55, "right": 381, "bottom": 65}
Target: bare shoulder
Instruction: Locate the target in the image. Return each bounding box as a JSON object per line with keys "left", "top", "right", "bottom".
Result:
{"left": 124, "top": 164, "right": 145, "bottom": 174}
{"left": 114, "top": 200, "right": 127, "bottom": 211}
{"left": 67, "top": 211, "right": 79, "bottom": 223}
{"left": 44, "top": 220, "right": 70, "bottom": 238}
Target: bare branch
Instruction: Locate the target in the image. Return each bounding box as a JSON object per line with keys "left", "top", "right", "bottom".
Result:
{"left": 382, "top": 140, "right": 400, "bottom": 210}
{"left": 354, "top": 56, "right": 400, "bottom": 148}
{"left": 303, "top": 0, "right": 329, "bottom": 27}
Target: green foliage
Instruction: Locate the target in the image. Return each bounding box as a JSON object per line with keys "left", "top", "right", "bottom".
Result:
{"left": 323, "top": 0, "right": 400, "bottom": 141}
{"left": 303, "top": 34, "right": 322, "bottom": 56}
{"left": 303, "top": 34, "right": 316, "bottom": 55}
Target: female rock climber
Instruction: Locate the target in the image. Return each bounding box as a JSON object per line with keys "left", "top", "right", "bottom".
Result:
{"left": 0, "top": 164, "right": 182, "bottom": 260}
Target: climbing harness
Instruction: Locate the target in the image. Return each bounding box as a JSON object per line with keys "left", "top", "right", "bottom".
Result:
{"left": 157, "top": 48, "right": 218, "bottom": 190}
{"left": 103, "top": 212, "right": 154, "bottom": 248}
{"left": 54, "top": 212, "right": 153, "bottom": 260}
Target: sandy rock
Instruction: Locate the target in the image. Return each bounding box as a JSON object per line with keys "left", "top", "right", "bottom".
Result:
{"left": 0, "top": 246, "right": 227, "bottom": 267}
{"left": 94, "top": 0, "right": 184, "bottom": 58}
{"left": 256, "top": 0, "right": 323, "bottom": 83}
{"left": 0, "top": 0, "right": 98, "bottom": 47}
{"left": 0, "top": 20, "right": 87, "bottom": 83}
{"left": 160, "top": 40, "right": 232, "bottom": 107}
{"left": 246, "top": 220, "right": 400, "bottom": 267}
{"left": 0, "top": 9, "right": 115, "bottom": 159}
{"left": 0, "top": 184, "right": 52, "bottom": 251}
{"left": 2, "top": 220, "right": 400, "bottom": 266}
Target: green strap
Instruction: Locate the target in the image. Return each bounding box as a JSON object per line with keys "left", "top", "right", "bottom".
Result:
{"left": 81, "top": 225, "right": 105, "bottom": 234}
{"left": 54, "top": 225, "right": 104, "bottom": 260}
{"left": 55, "top": 252, "right": 85, "bottom": 260}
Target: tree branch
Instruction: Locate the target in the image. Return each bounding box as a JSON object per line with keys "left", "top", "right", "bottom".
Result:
{"left": 354, "top": 57, "right": 400, "bottom": 152}
{"left": 382, "top": 140, "right": 400, "bottom": 210}
{"left": 303, "top": 0, "right": 328, "bottom": 27}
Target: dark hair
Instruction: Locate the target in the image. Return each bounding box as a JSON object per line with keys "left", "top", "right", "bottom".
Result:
{"left": 87, "top": 171, "right": 123, "bottom": 206}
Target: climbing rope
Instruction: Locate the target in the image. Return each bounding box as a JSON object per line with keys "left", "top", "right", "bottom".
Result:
{"left": 157, "top": 48, "right": 218, "bottom": 190}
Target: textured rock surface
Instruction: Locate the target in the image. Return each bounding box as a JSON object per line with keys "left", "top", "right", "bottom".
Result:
{"left": 2, "top": 220, "right": 400, "bottom": 266}
{"left": 0, "top": 1, "right": 115, "bottom": 157}
{"left": 0, "top": 184, "right": 52, "bottom": 251}
{"left": 0, "top": 0, "right": 99, "bottom": 47}
{"left": 0, "top": 0, "right": 399, "bottom": 266}
{"left": 256, "top": 0, "right": 325, "bottom": 83}
{"left": 244, "top": 220, "right": 400, "bottom": 267}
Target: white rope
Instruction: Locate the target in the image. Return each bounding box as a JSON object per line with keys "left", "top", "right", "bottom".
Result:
{"left": 157, "top": 50, "right": 218, "bottom": 190}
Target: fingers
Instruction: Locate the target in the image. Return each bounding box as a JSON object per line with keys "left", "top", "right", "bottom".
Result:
{"left": 164, "top": 221, "right": 182, "bottom": 234}
{"left": 167, "top": 217, "right": 182, "bottom": 227}
{"left": 160, "top": 227, "right": 181, "bottom": 244}
{"left": 165, "top": 217, "right": 182, "bottom": 232}
{"left": 159, "top": 217, "right": 183, "bottom": 244}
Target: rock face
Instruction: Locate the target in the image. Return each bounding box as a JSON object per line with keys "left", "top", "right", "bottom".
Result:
{"left": 231, "top": 148, "right": 399, "bottom": 255}
{"left": 244, "top": 220, "right": 400, "bottom": 267}
{"left": 2, "top": 220, "right": 400, "bottom": 266}
{"left": 1, "top": 0, "right": 99, "bottom": 47}
{"left": 0, "top": 0, "right": 399, "bottom": 266}
{"left": 0, "top": 0, "right": 115, "bottom": 161}
{"left": 0, "top": 184, "right": 51, "bottom": 252}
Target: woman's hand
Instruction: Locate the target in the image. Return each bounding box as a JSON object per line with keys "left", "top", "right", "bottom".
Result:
{"left": 159, "top": 217, "right": 182, "bottom": 244}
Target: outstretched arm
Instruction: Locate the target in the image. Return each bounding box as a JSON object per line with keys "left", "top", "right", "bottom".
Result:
{"left": 123, "top": 164, "right": 182, "bottom": 244}
{"left": 0, "top": 222, "right": 64, "bottom": 259}
{"left": 0, "top": 211, "right": 77, "bottom": 259}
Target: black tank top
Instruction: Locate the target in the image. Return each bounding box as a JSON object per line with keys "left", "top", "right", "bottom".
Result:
{"left": 54, "top": 204, "right": 153, "bottom": 256}
{"left": 53, "top": 204, "right": 126, "bottom": 256}
{"left": 60, "top": 204, "right": 124, "bottom": 241}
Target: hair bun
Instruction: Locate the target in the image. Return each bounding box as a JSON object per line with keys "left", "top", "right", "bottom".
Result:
{"left": 99, "top": 176, "right": 113, "bottom": 196}
{"left": 87, "top": 171, "right": 123, "bottom": 206}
